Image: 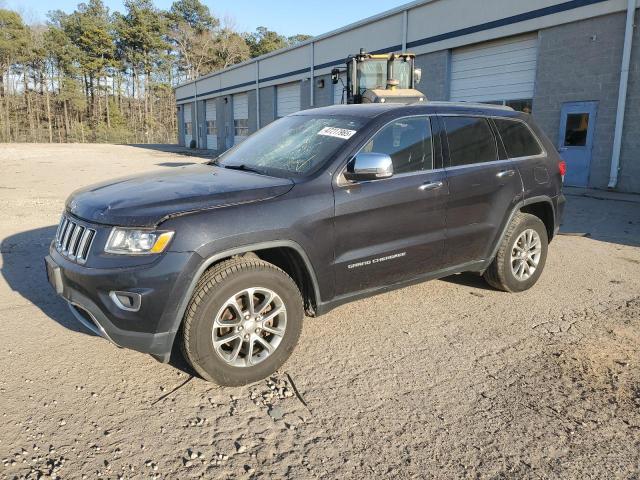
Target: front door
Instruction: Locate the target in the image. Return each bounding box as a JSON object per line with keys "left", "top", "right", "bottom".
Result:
{"left": 333, "top": 116, "right": 448, "bottom": 296}
{"left": 558, "top": 101, "right": 598, "bottom": 187}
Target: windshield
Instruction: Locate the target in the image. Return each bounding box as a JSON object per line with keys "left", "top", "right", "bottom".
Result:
{"left": 216, "top": 115, "right": 365, "bottom": 177}
{"left": 357, "top": 59, "right": 412, "bottom": 95}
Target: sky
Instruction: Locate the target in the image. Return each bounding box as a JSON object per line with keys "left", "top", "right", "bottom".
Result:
{"left": 4, "top": 0, "right": 411, "bottom": 37}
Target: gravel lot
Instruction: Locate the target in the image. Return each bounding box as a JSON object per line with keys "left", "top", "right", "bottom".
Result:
{"left": 1, "top": 143, "right": 639, "bottom": 479}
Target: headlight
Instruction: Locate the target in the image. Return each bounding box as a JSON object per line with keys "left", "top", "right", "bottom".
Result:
{"left": 105, "top": 228, "right": 174, "bottom": 255}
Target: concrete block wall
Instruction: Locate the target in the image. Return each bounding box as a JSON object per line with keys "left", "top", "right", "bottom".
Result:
{"left": 533, "top": 12, "right": 626, "bottom": 190}
{"left": 414, "top": 51, "right": 450, "bottom": 101}
{"left": 259, "top": 86, "right": 276, "bottom": 127}
{"left": 617, "top": 7, "right": 640, "bottom": 193}
{"left": 215, "top": 97, "right": 226, "bottom": 153}
{"left": 301, "top": 79, "right": 311, "bottom": 110}
{"left": 314, "top": 74, "right": 333, "bottom": 107}
{"left": 248, "top": 90, "right": 258, "bottom": 134}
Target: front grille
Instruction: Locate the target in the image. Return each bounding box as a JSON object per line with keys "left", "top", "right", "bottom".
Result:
{"left": 55, "top": 215, "right": 96, "bottom": 264}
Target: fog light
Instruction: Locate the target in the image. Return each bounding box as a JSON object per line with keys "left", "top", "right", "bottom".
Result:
{"left": 110, "top": 291, "right": 142, "bottom": 312}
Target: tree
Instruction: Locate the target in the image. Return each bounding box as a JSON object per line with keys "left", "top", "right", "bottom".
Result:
{"left": 287, "top": 34, "right": 312, "bottom": 46}
{"left": 246, "top": 26, "right": 287, "bottom": 57}
{"left": 0, "top": 9, "right": 30, "bottom": 140}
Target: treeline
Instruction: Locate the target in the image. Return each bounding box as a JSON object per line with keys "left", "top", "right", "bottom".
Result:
{"left": 0, "top": 0, "right": 310, "bottom": 144}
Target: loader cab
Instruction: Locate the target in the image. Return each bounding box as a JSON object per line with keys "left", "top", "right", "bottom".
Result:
{"left": 331, "top": 49, "right": 425, "bottom": 105}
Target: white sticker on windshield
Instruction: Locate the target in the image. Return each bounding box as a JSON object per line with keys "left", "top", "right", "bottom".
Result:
{"left": 318, "top": 126, "right": 357, "bottom": 140}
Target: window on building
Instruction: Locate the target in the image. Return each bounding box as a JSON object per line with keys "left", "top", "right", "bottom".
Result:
{"left": 206, "top": 120, "right": 217, "bottom": 136}
{"left": 362, "top": 117, "right": 433, "bottom": 174}
{"left": 563, "top": 113, "right": 589, "bottom": 147}
{"left": 443, "top": 116, "right": 498, "bottom": 167}
{"left": 493, "top": 119, "right": 543, "bottom": 159}
{"left": 184, "top": 122, "right": 193, "bottom": 136}
{"left": 234, "top": 119, "right": 249, "bottom": 137}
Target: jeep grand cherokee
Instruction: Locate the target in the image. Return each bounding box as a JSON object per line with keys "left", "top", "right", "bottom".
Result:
{"left": 45, "top": 102, "right": 566, "bottom": 386}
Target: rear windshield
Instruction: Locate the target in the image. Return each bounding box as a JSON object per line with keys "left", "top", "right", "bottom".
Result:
{"left": 217, "top": 115, "right": 365, "bottom": 177}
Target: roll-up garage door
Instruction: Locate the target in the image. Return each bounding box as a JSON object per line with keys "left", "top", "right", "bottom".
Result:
{"left": 233, "top": 92, "right": 249, "bottom": 145}
{"left": 450, "top": 34, "right": 538, "bottom": 103}
{"left": 205, "top": 99, "right": 217, "bottom": 150}
{"left": 276, "top": 82, "right": 301, "bottom": 117}
{"left": 333, "top": 73, "right": 347, "bottom": 105}
{"left": 183, "top": 103, "right": 192, "bottom": 147}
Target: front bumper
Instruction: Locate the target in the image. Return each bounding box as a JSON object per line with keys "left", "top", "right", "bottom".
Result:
{"left": 45, "top": 245, "right": 199, "bottom": 361}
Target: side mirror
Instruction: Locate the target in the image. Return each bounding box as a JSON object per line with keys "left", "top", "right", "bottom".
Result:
{"left": 344, "top": 152, "right": 393, "bottom": 182}
{"left": 331, "top": 68, "right": 340, "bottom": 85}
{"left": 413, "top": 67, "right": 422, "bottom": 85}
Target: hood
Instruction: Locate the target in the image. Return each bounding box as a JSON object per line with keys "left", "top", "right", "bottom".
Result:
{"left": 66, "top": 164, "right": 294, "bottom": 227}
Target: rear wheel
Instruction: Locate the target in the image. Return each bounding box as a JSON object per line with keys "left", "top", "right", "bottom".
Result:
{"left": 181, "top": 257, "right": 303, "bottom": 386}
{"left": 483, "top": 212, "right": 548, "bottom": 292}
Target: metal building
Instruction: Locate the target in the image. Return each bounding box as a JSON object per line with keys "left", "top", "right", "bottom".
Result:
{"left": 175, "top": 0, "right": 640, "bottom": 193}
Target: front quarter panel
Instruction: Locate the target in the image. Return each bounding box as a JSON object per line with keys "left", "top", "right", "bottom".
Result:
{"left": 161, "top": 181, "right": 336, "bottom": 302}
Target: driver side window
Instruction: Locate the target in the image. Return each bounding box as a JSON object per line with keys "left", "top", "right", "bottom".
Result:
{"left": 363, "top": 117, "right": 433, "bottom": 174}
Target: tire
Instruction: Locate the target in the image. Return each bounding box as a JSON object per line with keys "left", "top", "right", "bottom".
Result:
{"left": 181, "top": 256, "right": 303, "bottom": 386}
{"left": 483, "top": 212, "right": 548, "bottom": 293}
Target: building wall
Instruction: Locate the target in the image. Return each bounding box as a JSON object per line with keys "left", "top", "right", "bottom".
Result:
{"left": 259, "top": 86, "right": 276, "bottom": 127}
{"left": 314, "top": 74, "right": 333, "bottom": 107}
{"left": 215, "top": 97, "right": 226, "bottom": 152}
{"left": 533, "top": 12, "right": 626, "bottom": 190}
{"left": 248, "top": 90, "right": 258, "bottom": 134}
{"left": 618, "top": 7, "right": 640, "bottom": 193}
{"left": 300, "top": 79, "right": 311, "bottom": 110}
{"left": 414, "top": 50, "right": 450, "bottom": 101}
{"left": 177, "top": 106, "right": 184, "bottom": 146}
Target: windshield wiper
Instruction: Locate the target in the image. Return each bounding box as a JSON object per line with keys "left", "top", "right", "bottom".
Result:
{"left": 222, "top": 164, "right": 264, "bottom": 175}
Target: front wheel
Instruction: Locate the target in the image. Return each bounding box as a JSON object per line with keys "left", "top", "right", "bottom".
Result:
{"left": 181, "top": 257, "right": 303, "bottom": 386}
{"left": 483, "top": 212, "right": 549, "bottom": 292}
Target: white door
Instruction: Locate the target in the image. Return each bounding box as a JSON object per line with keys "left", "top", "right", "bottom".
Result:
{"left": 333, "top": 73, "right": 347, "bottom": 104}
{"left": 450, "top": 34, "right": 538, "bottom": 103}
{"left": 233, "top": 93, "right": 249, "bottom": 145}
{"left": 276, "top": 82, "right": 301, "bottom": 117}
{"left": 205, "top": 99, "right": 217, "bottom": 150}
{"left": 183, "top": 103, "right": 193, "bottom": 147}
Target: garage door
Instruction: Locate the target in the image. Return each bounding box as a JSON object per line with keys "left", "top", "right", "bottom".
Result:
{"left": 233, "top": 93, "right": 249, "bottom": 145}
{"left": 333, "top": 73, "right": 347, "bottom": 105}
{"left": 277, "top": 82, "right": 301, "bottom": 117}
{"left": 450, "top": 34, "right": 538, "bottom": 104}
{"left": 205, "top": 99, "right": 217, "bottom": 150}
{"left": 183, "top": 103, "right": 192, "bottom": 147}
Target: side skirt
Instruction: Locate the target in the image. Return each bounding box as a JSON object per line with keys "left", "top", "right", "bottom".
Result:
{"left": 314, "top": 259, "right": 488, "bottom": 316}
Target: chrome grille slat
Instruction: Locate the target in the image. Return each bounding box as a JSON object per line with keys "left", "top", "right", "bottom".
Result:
{"left": 55, "top": 214, "right": 96, "bottom": 264}
{"left": 62, "top": 222, "right": 75, "bottom": 251}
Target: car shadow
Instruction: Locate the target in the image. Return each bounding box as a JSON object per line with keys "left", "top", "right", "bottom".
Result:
{"left": 0, "top": 225, "right": 194, "bottom": 375}
{"left": 440, "top": 272, "right": 496, "bottom": 291}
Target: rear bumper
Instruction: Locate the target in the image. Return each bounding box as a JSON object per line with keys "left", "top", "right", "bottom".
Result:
{"left": 45, "top": 246, "right": 200, "bottom": 361}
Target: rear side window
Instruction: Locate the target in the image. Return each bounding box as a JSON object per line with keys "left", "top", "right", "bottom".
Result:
{"left": 494, "top": 119, "right": 543, "bottom": 158}
{"left": 443, "top": 117, "right": 497, "bottom": 167}
{"left": 363, "top": 117, "right": 433, "bottom": 173}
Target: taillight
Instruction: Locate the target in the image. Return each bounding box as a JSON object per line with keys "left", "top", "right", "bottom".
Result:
{"left": 558, "top": 160, "right": 567, "bottom": 179}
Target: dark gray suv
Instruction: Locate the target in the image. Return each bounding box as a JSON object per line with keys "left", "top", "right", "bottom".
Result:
{"left": 45, "top": 102, "right": 566, "bottom": 386}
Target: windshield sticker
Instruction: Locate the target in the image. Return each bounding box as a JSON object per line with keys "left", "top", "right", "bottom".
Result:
{"left": 318, "top": 126, "right": 357, "bottom": 140}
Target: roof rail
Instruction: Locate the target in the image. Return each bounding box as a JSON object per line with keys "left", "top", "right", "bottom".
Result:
{"left": 426, "top": 101, "right": 515, "bottom": 111}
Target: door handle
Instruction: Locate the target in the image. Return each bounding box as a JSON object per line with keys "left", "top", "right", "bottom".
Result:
{"left": 496, "top": 170, "right": 515, "bottom": 178}
{"left": 419, "top": 181, "right": 444, "bottom": 191}
{"left": 558, "top": 147, "right": 568, "bottom": 152}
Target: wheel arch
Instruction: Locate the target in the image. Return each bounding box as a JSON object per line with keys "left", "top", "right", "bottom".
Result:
{"left": 484, "top": 196, "right": 556, "bottom": 271}
{"left": 174, "top": 241, "right": 321, "bottom": 332}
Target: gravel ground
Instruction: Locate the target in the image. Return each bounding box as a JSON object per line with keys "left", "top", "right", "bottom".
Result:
{"left": 0, "top": 143, "right": 639, "bottom": 479}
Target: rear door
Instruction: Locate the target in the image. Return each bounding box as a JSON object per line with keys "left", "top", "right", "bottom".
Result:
{"left": 441, "top": 115, "right": 523, "bottom": 267}
{"left": 333, "top": 115, "right": 448, "bottom": 296}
